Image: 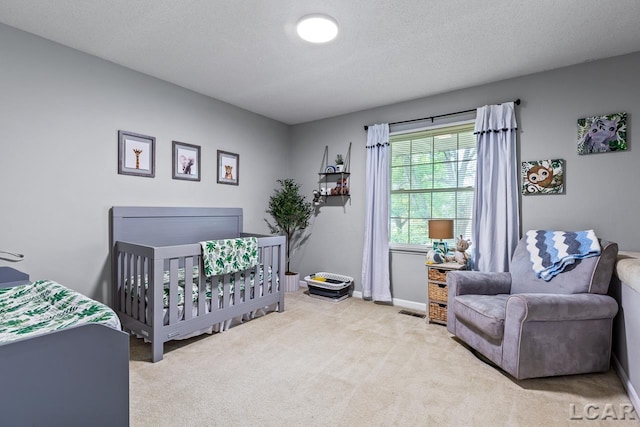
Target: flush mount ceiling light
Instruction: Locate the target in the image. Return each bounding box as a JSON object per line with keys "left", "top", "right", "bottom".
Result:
{"left": 296, "top": 14, "right": 338, "bottom": 43}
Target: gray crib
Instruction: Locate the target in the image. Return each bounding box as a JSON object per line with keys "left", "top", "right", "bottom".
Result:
{"left": 110, "top": 206, "right": 286, "bottom": 362}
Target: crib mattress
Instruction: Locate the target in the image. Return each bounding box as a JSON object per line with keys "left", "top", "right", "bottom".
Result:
{"left": 0, "top": 280, "right": 121, "bottom": 344}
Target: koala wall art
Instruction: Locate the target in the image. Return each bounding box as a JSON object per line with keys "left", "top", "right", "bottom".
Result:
{"left": 577, "top": 112, "right": 627, "bottom": 155}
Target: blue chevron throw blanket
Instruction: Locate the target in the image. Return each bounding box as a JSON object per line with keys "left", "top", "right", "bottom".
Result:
{"left": 525, "top": 230, "right": 601, "bottom": 281}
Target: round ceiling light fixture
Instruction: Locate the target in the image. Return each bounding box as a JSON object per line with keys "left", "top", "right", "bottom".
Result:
{"left": 296, "top": 14, "right": 338, "bottom": 43}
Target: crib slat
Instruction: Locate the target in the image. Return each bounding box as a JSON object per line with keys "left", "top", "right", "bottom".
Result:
{"left": 150, "top": 257, "right": 164, "bottom": 362}
{"left": 274, "top": 245, "right": 280, "bottom": 294}
{"left": 236, "top": 270, "right": 242, "bottom": 305}
{"left": 272, "top": 245, "right": 278, "bottom": 295}
{"left": 184, "top": 257, "right": 193, "bottom": 321}
{"left": 198, "top": 257, "right": 206, "bottom": 316}
{"left": 277, "top": 239, "right": 286, "bottom": 311}
{"left": 264, "top": 246, "right": 273, "bottom": 296}
{"left": 139, "top": 257, "right": 146, "bottom": 324}
{"left": 251, "top": 262, "right": 259, "bottom": 302}
{"left": 119, "top": 252, "right": 125, "bottom": 312}
{"left": 222, "top": 275, "right": 231, "bottom": 310}
{"left": 151, "top": 259, "right": 164, "bottom": 329}
{"left": 132, "top": 255, "right": 139, "bottom": 320}
{"left": 229, "top": 272, "right": 235, "bottom": 307}
{"left": 125, "top": 253, "right": 132, "bottom": 316}
{"left": 169, "top": 258, "right": 179, "bottom": 325}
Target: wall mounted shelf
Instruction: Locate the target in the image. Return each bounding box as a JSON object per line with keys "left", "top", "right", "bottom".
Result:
{"left": 313, "top": 143, "right": 351, "bottom": 206}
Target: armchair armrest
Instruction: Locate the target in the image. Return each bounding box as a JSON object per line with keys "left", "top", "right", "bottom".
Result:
{"left": 502, "top": 293, "right": 619, "bottom": 379}
{"left": 505, "top": 293, "right": 618, "bottom": 322}
{"left": 446, "top": 271, "right": 511, "bottom": 335}
{"left": 447, "top": 271, "right": 512, "bottom": 297}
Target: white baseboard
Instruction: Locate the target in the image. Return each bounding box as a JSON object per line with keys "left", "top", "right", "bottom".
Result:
{"left": 300, "top": 284, "right": 425, "bottom": 313}
{"left": 351, "top": 291, "right": 426, "bottom": 313}
{"left": 612, "top": 354, "right": 640, "bottom": 413}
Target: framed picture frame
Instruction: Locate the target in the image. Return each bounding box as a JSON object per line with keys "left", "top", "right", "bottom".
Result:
{"left": 118, "top": 130, "right": 155, "bottom": 178}
{"left": 577, "top": 112, "right": 627, "bottom": 155}
{"left": 172, "top": 141, "right": 201, "bottom": 181}
{"left": 217, "top": 150, "right": 239, "bottom": 185}
{"left": 521, "top": 159, "right": 565, "bottom": 195}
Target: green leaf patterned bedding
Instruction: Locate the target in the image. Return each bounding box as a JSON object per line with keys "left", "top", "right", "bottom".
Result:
{"left": 0, "top": 280, "right": 121, "bottom": 345}
{"left": 129, "top": 265, "right": 274, "bottom": 308}
{"left": 200, "top": 237, "right": 259, "bottom": 277}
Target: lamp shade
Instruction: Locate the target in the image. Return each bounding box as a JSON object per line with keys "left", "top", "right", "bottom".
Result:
{"left": 428, "top": 219, "right": 454, "bottom": 240}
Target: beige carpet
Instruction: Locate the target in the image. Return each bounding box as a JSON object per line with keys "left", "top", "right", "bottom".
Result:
{"left": 129, "top": 290, "right": 636, "bottom": 426}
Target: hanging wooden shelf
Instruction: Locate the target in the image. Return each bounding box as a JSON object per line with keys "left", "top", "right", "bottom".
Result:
{"left": 314, "top": 143, "right": 352, "bottom": 206}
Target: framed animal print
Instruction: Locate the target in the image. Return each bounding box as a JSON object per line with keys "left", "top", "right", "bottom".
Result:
{"left": 522, "top": 159, "right": 564, "bottom": 195}
{"left": 118, "top": 130, "right": 155, "bottom": 178}
{"left": 217, "top": 150, "right": 239, "bottom": 185}
{"left": 577, "top": 112, "right": 627, "bottom": 155}
{"left": 172, "top": 141, "right": 200, "bottom": 181}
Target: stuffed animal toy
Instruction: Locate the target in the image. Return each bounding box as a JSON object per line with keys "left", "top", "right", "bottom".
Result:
{"left": 425, "top": 248, "right": 445, "bottom": 264}
{"left": 454, "top": 234, "right": 471, "bottom": 265}
{"left": 331, "top": 178, "right": 349, "bottom": 195}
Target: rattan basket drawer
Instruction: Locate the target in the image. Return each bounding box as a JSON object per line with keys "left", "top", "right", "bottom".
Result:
{"left": 428, "top": 282, "right": 448, "bottom": 302}
{"left": 429, "top": 302, "right": 447, "bottom": 323}
{"left": 428, "top": 268, "right": 448, "bottom": 282}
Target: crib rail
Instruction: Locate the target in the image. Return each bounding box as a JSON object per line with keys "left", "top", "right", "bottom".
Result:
{"left": 113, "top": 235, "right": 285, "bottom": 362}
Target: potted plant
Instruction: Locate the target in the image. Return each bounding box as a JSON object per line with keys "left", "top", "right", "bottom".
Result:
{"left": 266, "top": 179, "right": 313, "bottom": 292}
{"left": 335, "top": 154, "right": 344, "bottom": 172}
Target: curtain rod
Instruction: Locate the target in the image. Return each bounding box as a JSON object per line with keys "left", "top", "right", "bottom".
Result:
{"left": 363, "top": 98, "right": 521, "bottom": 131}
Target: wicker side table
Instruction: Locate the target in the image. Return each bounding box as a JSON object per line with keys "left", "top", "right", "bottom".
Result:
{"left": 426, "top": 262, "right": 465, "bottom": 325}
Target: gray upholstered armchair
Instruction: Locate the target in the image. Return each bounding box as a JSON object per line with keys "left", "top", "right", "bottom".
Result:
{"left": 447, "top": 238, "right": 619, "bottom": 380}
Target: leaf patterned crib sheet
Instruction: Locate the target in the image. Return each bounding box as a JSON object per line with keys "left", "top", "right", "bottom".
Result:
{"left": 128, "top": 265, "right": 275, "bottom": 308}
{"left": 0, "top": 280, "right": 121, "bottom": 344}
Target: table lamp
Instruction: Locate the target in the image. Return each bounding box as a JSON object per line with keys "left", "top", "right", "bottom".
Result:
{"left": 428, "top": 219, "right": 454, "bottom": 253}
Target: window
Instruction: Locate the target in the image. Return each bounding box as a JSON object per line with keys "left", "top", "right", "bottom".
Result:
{"left": 389, "top": 121, "right": 476, "bottom": 249}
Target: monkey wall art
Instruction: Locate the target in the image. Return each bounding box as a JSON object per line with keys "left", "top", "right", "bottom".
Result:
{"left": 521, "top": 159, "right": 564, "bottom": 195}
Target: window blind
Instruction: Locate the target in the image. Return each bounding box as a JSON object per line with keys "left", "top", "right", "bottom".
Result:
{"left": 390, "top": 122, "right": 476, "bottom": 247}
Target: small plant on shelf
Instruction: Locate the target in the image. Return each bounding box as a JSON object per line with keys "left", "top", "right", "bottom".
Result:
{"left": 335, "top": 154, "right": 345, "bottom": 172}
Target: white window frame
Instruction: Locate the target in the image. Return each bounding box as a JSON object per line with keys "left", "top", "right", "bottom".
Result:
{"left": 389, "top": 119, "right": 476, "bottom": 253}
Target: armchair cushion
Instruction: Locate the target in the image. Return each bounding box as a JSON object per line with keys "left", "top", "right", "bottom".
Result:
{"left": 454, "top": 294, "right": 509, "bottom": 340}
{"left": 509, "top": 239, "right": 618, "bottom": 295}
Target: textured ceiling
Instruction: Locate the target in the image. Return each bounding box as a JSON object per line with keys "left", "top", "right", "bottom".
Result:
{"left": 1, "top": 0, "right": 639, "bottom": 124}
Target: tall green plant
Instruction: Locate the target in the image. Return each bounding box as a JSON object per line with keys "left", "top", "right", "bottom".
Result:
{"left": 266, "top": 179, "right": 313, "bottom": 274}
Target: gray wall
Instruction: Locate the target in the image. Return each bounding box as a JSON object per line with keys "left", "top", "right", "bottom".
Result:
{"left": 290, "top": 52, "right": 640, "bottom": 304}
{"left": 0, "top": 24, "right": 290, "bottom": 302}
{"left": 2, "top": 21, "right": 638, "bottom": 307}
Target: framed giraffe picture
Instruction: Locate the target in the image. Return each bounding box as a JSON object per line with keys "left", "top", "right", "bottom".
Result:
{"left": 118, "top": 130, "right": 155, "bottom": 178}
